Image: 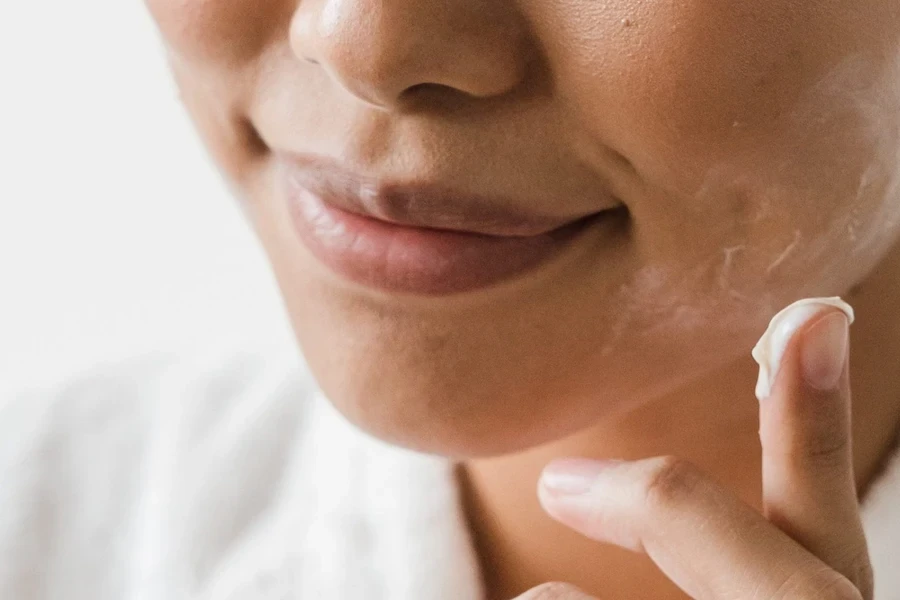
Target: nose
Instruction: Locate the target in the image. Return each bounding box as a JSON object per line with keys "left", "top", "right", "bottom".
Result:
{"left": 290, "top": 0, "right": 531, "bottom": 109}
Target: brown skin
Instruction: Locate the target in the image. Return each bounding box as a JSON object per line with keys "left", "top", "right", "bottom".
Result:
{"left": 144, "top": 0, "right": 900, "bottom": 597}
{"left": 502, "top": 301, "right": 876, "bottom": 599}
{"left": 466, "top": 257, "right": 900, "bottom": 598}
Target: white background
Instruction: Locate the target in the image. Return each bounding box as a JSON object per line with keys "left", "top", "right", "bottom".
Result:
{"left": 0, "top": 2, "right": 295, "bottom": 383}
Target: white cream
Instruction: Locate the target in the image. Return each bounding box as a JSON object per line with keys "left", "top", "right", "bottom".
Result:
{"left": 751, "top": 297, "right": 855, "bottom": 399}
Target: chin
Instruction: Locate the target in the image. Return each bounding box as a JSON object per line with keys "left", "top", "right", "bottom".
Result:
{"left": 287, "top": 301, "right": 732, "bottom": 459}
{"left": 302, "top": 334, "right": 741, "bottom": 458}
{"left": 289, "top": 320, "right": 594, "bottom": 458}
{"left": 305, "top": 363, "right": 591, "bottom": 458}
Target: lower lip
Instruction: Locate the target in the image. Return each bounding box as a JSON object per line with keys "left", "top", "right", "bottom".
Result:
{"left": 284, "top": 184, "right": 603, "bottom": 296}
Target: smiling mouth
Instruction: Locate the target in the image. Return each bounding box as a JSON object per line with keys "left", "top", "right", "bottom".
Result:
{"left": 278, "top": 155, "right": 626, "bottom": 295}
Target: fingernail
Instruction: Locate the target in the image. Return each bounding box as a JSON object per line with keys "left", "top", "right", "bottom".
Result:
{"left": 751, "top": 297, "right": 854, "bottom": 399}
{"left": 800, "top": 312, "right": 849, "bottom": 390}
{"left": 541, "top": 459, "right": 620, "bottom": 496}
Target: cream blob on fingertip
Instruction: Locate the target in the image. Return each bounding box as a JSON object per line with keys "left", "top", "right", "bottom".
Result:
{"left": 751, "top": 297, "right": 855, "bottom": 400}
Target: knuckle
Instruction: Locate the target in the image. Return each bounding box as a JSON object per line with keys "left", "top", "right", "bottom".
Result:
{"left": 802, "top": 433, "right": 851, "bottom": 470}
{"left": 517, "top": 582, "right": 588, "bottom": 600}
{"left": 641, "top": 456, "right": 703, "bottom": 510}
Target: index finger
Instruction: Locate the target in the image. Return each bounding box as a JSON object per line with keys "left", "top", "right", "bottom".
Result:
{"left": 754, "top": 298, "right": 872, "bottom": 597}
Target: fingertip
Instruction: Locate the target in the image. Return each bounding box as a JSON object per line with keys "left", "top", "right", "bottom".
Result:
{"left": 536, "top": 473, "right": 587, "bottom": 535}
{"left": 756, "top": 302, "right": 854, "bottom": 460}
{"left": 751, "top": 297, "right": 854, "bottom": 400}
{"left": 799, "top": 311, "right": 849, "bottom": 392}
{"left": 537, "top": 459, "right": 621, "bottom": 537}
{"left": 540, "top": 459, "right": 618, "bottom": 495}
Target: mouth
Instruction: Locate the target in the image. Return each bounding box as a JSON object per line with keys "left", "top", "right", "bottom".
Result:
{"left": 278, "top": 154, "right": 624, "bottom": 295}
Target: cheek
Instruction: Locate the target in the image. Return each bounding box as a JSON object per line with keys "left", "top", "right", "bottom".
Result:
{"left": 144, "top": 0, "right": 283, "bottom": 63}
{"left": 537, "top": 0, "right": 900, "bottom": 306}
{"left": 539, "top": 0, "right": 899, "bottom": 188}
{"left": 144, "top": 0, "right": 281, "bottom": 184}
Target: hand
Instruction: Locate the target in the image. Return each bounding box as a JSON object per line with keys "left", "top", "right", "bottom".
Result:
{"left": 518, "top": 303, "right": 873, "bottom": 600}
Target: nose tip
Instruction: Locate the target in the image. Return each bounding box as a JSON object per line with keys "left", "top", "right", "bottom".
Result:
{"left": 290, "top": 0, "right": 530, "bottom": 109}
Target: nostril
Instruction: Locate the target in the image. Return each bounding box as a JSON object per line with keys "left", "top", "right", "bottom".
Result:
{"left": 304, "top": 56, "right": 319, "bottom": 65}
{"left": 407, "top": 83, "right": 441, "bottom": 93}
{"left": 404, "top": 82, "right": 467, "bottom": 101}
{"left": 396, "top": 82, "right": 473, "bottom": 111}
{"left": 405, "top": 82, "right": 443, "bottom": 96}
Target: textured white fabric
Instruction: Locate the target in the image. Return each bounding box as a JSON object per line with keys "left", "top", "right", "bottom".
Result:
{"left": 0, "top": 346, "right": 897, "bottom": 599}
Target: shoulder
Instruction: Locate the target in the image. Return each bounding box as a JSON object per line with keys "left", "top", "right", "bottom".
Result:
{"left": 0, "top": 343, "right": 317, "bottom": 473}
{"left": 0, "top": 343, "right": 320, "bottom": 600}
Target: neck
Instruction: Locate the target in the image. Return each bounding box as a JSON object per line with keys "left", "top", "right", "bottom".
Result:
{"left": 461, "top": 244, "right": 900, "bottom": 600}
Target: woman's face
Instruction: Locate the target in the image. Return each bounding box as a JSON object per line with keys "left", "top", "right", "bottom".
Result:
{"left": 146, "top": 0, "right": 900, "bottom": 456}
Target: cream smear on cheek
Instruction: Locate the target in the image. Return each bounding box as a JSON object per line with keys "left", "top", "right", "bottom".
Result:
{"left": 801, "top": 53, "right": 900, "bottom": 268}
{"left": 666, "top": 52, "right": 898, "bottom": 336}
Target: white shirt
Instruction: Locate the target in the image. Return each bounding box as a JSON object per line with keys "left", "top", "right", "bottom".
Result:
{"left": 0, "top": 345, "right": 897, "bottom": 599}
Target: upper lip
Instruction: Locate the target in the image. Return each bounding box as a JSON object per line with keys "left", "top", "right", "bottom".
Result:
{"left": 279, "top": 154, "right": 605, "bottom": 237}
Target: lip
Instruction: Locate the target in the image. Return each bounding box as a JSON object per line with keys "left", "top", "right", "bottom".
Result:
{"left": 279, "top": 155, "right": 617, "bottom": 295}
